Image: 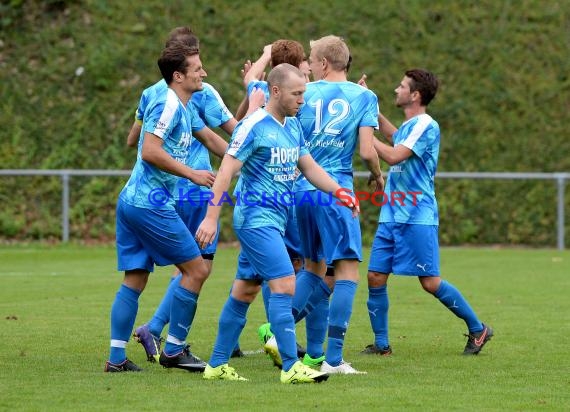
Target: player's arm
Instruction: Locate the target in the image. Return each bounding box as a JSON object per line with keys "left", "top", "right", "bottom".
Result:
{"left": 373, "top": 139, "right": 413, "bottom": 165}
{"left": 358, "top": 126, "right": 384, "bottom": 192}
{"left": 220, "top": 118, "right": 238, "bottom": 137}
{"left": 193, "top": 127, "right": 229, "bottom": 158}
{"left": 195, "top": 154, "right": 243, "bottom": 248}
{"left": 126, "top": 120, "right": 142, "bottom": 148}
{"left": 378, "top": 113, "right": 396, "bottom": 144}
{"left": 141, "top": 132, "right": 215, "bottom": 187}
{"left": 297, "top": 154, "right": 359, "bottom": 216}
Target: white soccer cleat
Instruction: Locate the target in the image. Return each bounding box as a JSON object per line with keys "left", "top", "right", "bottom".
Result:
{"left": 321, "top": 360, "right": 367, "bottom": 374}
{"left": 263, "top": 335, "right": 282, "bottom": 368}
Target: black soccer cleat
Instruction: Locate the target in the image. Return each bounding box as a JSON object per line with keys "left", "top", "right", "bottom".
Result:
{"left": 159, "top": 345, "right": 206, "bottom": 372}
{"left": 463, "top": 323, "right": 494, "bottom": 355}
{"left": 361, "top": 343, "right": 393, "bottom": 355}
{"left": 104, "top": 359, "right": 142, "bottom": 373}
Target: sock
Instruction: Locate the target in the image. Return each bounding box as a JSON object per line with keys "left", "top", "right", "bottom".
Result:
{"left": 367, "top": 285, "right": 389, "bottom": 348}
{"left": 291, "top": 270, "right": 321, "bottom": 320}
{"left": 304, "top": 279, "right": 331, "bottom": 358}
{"left": 209, "top": 296, "right": 249, "bottom": 367}
{"left": 164, "top": 285, "right": 199, "bottom": 355}
{"left": 434, "top": 280, "right": 483, "bottom": 333}
{"left": 326, "top": 280, "right": 357, "bottom": 366}
{"left": 261, "top": 281, "right": 271, "bottom": 322}
{"left": 109, "top": 284, "right": 140, "bottom": 364}
{"left": 268, "top": 293, "right": 297, "bottom": 372}
{"left": 147, "top": 274, "right": 181, "bottom": 337}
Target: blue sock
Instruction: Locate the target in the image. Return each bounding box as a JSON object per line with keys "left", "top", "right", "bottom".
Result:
{"left": 434, "top": 280, "right": 483, "bottom": 333}
{"left": 261, "top": 281, "right": 271, "bottom": 322}
{"left": 367, "top": 285, "right": 389, "bottom": 348}
{"left": 109, "top": 284, "right": 140, "bottom": 364}
{"left": 268, "top": 293, "right": 297, "bottom": 372}
{"left": 291, "top": 270, "right": 321, "bottom": 320}
{"left": 304, "top": 280, "right": 331, "bottom": 358}
{"left": 164, "top": 285, "right": 198, "bottom": 355}
{"left": 147, "top": 274, "right": 181, "bottom": 337}
{"left": 209, "top": 296, "right": 249, "bottom": 367}
{"left": 326, "top": 280, "right": 357, "bottom": 366}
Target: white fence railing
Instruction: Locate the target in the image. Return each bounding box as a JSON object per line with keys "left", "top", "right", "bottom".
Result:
{"left": 0, "top": 170, "right": 568, "bottom": 249}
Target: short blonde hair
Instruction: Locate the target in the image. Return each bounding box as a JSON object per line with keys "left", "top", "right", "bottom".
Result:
{"left": 309, "top": 35, "right": 349, "bottom": 72}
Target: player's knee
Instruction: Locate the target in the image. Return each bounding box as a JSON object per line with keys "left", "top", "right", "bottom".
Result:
{"left": 367, "top": 271, "right": 387, "bottom": 288}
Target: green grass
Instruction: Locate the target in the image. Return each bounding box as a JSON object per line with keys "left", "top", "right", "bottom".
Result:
{"left": 1, "top": 245, "right": 569, "bottom": 411}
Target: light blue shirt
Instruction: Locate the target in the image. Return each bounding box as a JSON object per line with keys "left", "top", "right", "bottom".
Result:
{"left": 227, "top": 109, "right": 309, "bottom": 233}
{"left": 120, "top": 87, "right": 195, "bottom": 209}
{"left": 379, "top": 113, "right": 440, "bottom": 225}
{"left": 294, "top": 80, "right": 379, "bottom": 192}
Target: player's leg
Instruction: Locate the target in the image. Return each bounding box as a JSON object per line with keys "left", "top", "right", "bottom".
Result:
{"left": 204, "top": 274, "right": 260, "bottom": 382}
{"left": 105, "top": 200, "right": 154, "bottom": 372}
{"left": 316, "top": 199, "right": 365, "bottom": 374}
{"left": 363, "top": 223, "right": 394, "bottom": 355}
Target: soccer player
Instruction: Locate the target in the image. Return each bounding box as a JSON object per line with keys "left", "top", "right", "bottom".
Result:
{"left": 104, "top": 43, "right": 217, "bottom": 373}
{"left": 125, "top": 27, "right": 245, "bottom": 363}
{"left": 284, "top": 34, "right": 383, "bottom": 374}
{"left": 195, "top": 63, "right": 358, "bottom": 383}
{"left": 363, "top": 68, "right": 493, "bottom": 356}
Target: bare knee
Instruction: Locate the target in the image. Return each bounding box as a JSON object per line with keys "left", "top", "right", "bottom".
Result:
{"left": 367, "top": 271, "right": 388, "bottom": 288}
{"left": 419, "top": 276, "right": 441, "bottom": 294}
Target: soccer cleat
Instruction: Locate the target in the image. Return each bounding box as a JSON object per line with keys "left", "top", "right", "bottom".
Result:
{"left": 104, "top": 359, "right": 142, "bottom": 373}
{"left": 263, "top": 335, "right": 282, "bottom": 368}
{"left": 133, "top": 324, "right": 163, "bottom": 363}
{"left": 203, "top": 364, "right": 248, "bottom": 381}
{"left": 302, "top": 353, "right": 325, "bottom": 367}
{"left": 280, "top": 360, "right": 329, "bottom": 384}
{"left": 257, "top": 322, "right": 273, "bottom": 345}
{"left": 230, "top": 347, "right": 245, "bottom": 358}
{"left": 159, "top": 345, "right": 206, "bottom": 372}
{"left": 463, "top": 323, "right": 494, "bottom": 355}
{"left": 361, "top": 344, "right": 393, "bottom": 356}
{"left": 321, "top": 360, "right": 367, "bottom": 375}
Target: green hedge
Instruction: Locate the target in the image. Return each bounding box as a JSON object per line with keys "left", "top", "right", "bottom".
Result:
{"left": 1, "top": 0, "right": 568, "bottom": 246}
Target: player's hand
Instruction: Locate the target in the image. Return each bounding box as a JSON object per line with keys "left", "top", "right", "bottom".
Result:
{"left": 358, "top": 73, "right": 368, "bottom": 89}
{"left": 195, "top": 217, "right": 218, "bottom": 249}
{"left": 189, "top": 170, "right": 216, "bottom": 188}
{"left": 248, "top": 87, "right": 266, "bottom": 111}
{"left": 241, "top": 59, "right": 252, "bottom": 86}
{"left": 339, "top": 193, "right": 360, "bottom": 217}
{"left": 368, "top": 172, "right": 384, "bottom": 193}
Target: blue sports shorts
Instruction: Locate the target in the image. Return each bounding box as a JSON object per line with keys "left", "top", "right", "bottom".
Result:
{"left": 116, "top": 199, "right": 201, "bottom": 272}
{"left": 295, "top": 190, "right": 362, "bottom": 265}
{"left": 368, "top": 222, "right": 440, "bottom": 276}
{"left": 235, "top": 226, "right": 295, "bottom": 281}
{"left": 175, "top": 197, "right": 219, "bottom": 256}
{"left": 283, "top": 207, "right": 302, "bottom": 261}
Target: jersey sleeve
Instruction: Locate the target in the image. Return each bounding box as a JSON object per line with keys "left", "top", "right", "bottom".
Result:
{"left": 226, "top": 120, "right": 257, "bottom": 162}
{"left": 399, "top": 115, "right": 435, "bottom": 157}
{"left": 358, "top": 90, "right": 380, "bottom": 128}
{"left": 143, "top": 98, "right": 179, "bottom": 140}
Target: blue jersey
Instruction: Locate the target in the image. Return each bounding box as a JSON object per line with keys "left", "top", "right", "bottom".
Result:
{"left": 135, "top": 80, "right": 233, "bottom": 201}
{"left": 379, "top": 113, "right": 440, "bottom": 225}
{"left": 247, "top": 80, "right": 270, "bottom": 102}
{"left": 227, "top": 109, "right": 309, "bottom": 233}
{"left": 175, "top": 82, "right": 233, "bottom": 200}
{"left": 294, "top": 80, "right": 379, "bottom": 192}
{"left": 120, "top": 87, "right": 195, "bottom": 209}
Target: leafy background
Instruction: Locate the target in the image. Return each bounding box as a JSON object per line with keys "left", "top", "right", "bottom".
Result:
{"left": 1, "top": 0, "right": 569, "bottom": 245}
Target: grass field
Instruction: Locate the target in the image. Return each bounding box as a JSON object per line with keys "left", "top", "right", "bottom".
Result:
{"left": 1, "top": 244, "right": 569, "bottom": 411}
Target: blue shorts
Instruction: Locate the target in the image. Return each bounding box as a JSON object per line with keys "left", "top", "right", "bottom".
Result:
{"left": 296, "top": 190, "right": 362, "bottom": 265}
{"left": 284, "top": 207, "right": 302, "bottom": 261}
{"left": 235, "top": 227, "right": 294, "bottom": 281}
{"left": 368, "top": 222, "right": 440, "bottom": 276}
{"left": 175, "top": 197, "right": 219, "bottom": 257}
{"left": 116, "top": 199, "right": 201, "bottom": 272}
